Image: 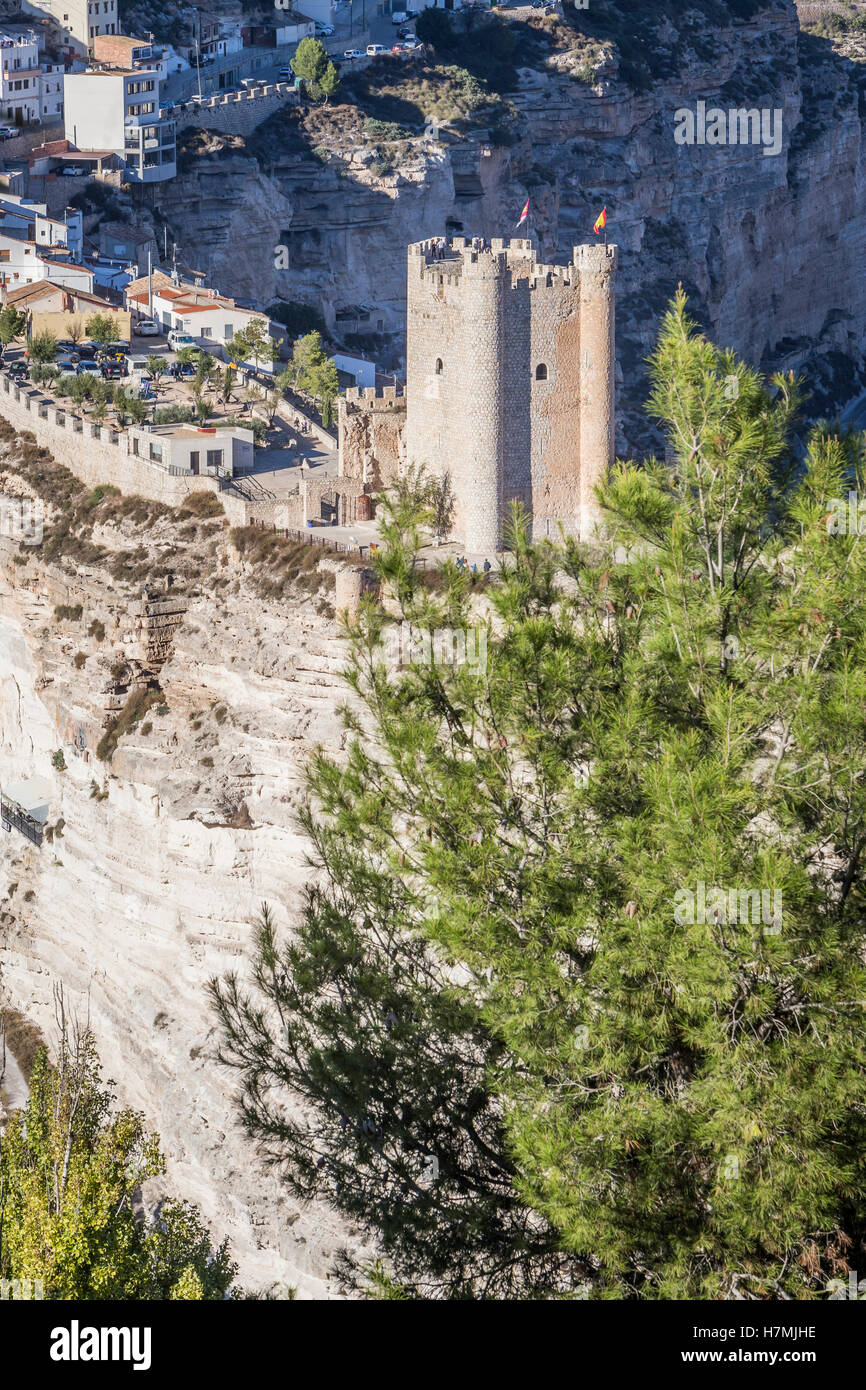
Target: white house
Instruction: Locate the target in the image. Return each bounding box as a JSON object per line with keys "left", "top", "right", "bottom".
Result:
{"left": 127, "top": 422, "right": 254, "bottom": 478}
{"left": 333, "top": 351, "right": 375, "bottom": 388}
{"left": 63, "top": 66, "right": 176, "bottom": 182}
{"left": 125, "top": 270, "right": 278, "bottom": 371}
{"left": 0, "top": 228, "right": 94, "bottom": 293}
{"left": 0, "top": 26, "right": 65, "bottom": 126}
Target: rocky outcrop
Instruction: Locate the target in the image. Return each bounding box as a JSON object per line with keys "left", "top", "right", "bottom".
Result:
{"left": 144, "top": 2, "right": 866, "bottom": 451}
{"left": 0, "top": 509, "right": 362, "bottom": 1296}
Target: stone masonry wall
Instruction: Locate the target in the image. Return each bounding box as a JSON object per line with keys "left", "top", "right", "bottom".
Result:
{"left": 404, "top": 237, "right": 616, "bottom": 549}
{"left": 337, "top": 386, "right": 405, "bottom": 491}
{"left": 177, "top": 84, "right": 299, "bottom": 141}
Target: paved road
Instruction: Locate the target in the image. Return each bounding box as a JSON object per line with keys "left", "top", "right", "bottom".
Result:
{"left": 160, "top": 2, "right": 417, "bottom": 103}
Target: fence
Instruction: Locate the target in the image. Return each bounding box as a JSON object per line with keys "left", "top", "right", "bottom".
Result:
{"left": 244, "top": 515, "right": 426, "bottom": 566}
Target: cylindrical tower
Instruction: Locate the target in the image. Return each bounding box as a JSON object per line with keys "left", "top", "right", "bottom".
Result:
{"left": 459, "top": 251, "right": 506, "bottom": 553}
{"left": 575, "top": 243, "right": 617, "bottom": 539}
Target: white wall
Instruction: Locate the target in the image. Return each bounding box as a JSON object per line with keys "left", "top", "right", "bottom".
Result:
{"left": 334, "top": 352, "right": 375, "bottom": 388}
{"left": 64, "top": 71, "right": 125, "bottom": 149}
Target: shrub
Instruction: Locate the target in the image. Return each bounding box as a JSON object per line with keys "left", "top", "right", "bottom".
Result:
{"left": 73, "top": 652, "right": 86, "bottom": 669}
{"left": 54, "top": 604, "right": 83, "bottom": 622}
{"left": 363, "top": 118, "right": 413, "bottom": 140}
{"left": 51, "top": 749, "right": 66, "bottom": 771}
{"left": 97, "top": 686, "right": 163, "bottom": 762}
{"left": 179, "top": 491, "right": 225, "bottom": 519}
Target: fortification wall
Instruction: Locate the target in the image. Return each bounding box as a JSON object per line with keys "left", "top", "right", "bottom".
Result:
{"left": 176, "top": 84, "right": 299, "bottom": 140}
{"left": 0, "top": 376, "right": 250, "bottom": 522}
{"left": 338, "top": 386, "right": 405, "bottom": 490}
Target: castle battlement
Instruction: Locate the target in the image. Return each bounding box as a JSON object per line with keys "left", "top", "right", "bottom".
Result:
{"left": 408, "top": 236, "right": 612, "bottom": 292}
{"left": 343, "top": 385, "right": 406, "bottom": 408}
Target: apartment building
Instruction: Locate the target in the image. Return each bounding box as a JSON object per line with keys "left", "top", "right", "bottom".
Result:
{"left": 63, "top": 67, "right": 176, "bottom": 182}
{"left": 0, "top": 26, "right": 64, "bottom": 126}
{"left": 22, "top": 0, "right": 119, "bottom": 58}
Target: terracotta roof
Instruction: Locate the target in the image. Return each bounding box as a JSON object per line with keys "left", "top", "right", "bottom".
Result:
{"left": 5, "top": 280, "right": 59, "bottom": 305}
{"left": 123, "top": 269, "right": 176, "bottom": 298}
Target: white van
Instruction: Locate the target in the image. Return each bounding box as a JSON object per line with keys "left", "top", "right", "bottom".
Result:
{"left": 167, "top": 330, "right": 196, "bottom": 351}
{"left": 366, "top": 43, "right": 387, "bottom": 55}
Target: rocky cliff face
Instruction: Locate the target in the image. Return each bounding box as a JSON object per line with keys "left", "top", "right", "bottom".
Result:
{"left": 142, "top": 1, "right": 866, "bottom": 451}
{"left": 0, "top": 475, "right": 363, "bottom": 1296}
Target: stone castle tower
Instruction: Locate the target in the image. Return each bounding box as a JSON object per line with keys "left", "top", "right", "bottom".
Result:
{"left": 403, "top": 235, "right": 617, "bottom": 552}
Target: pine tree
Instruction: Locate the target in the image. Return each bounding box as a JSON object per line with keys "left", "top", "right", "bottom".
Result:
{"left": 214, "top": 294, "right": 866, "bottom": 1298}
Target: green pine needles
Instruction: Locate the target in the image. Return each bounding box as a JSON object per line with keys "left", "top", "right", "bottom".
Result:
{"left": 213, "top": 292, "right": 866, "bottom": 1298}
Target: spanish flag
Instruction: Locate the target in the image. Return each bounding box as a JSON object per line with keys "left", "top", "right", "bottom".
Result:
{"left": 593, "top": 206, "right": 607, "bottom": 235}
{"left": 516, "top": 199, "right": 529, "bottom": 228}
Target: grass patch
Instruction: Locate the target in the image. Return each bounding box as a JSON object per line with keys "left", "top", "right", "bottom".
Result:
{"left": 230, "top": 525, "right": 335, "bottom": 599}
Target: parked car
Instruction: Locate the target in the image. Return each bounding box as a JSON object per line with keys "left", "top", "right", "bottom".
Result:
{"left": 55, "top": 357, "right": 78, "bottom": 374}
{"left": 403, "top": 36, "right": 422, "bottom": 48}
{"left": 392, "top": 43, "right": 406, "bottom": 52}
{"left": 75, "top": 359, "right": 98, "bottom": 375}
{"left": 343, "top": 49, "right": 365, "bottom": 60}
{"left": 278, "top": 67, "right": 292, "bottom": 78}
{"left": 391, "top": 10, "right": 409, "bottom": 22}
{"left": 107, "top": 339, "right": 130, "bottom": 353}
{"left": 315, "top": 23, "right": 335, "bottom": 36}
{"left": 100, "top": 361, "right": 127, "bottom": 379}
{"left": 0, "top": 125, "right": 19, "bottom": 140}
{"left": 167, "top": 330, "right": 196, "bottom": 351}
{"left": 135, "top": 318, "right": 160, "bottom": 336}
{"left": 366, "top": 43, "right": 387, "bottom": 55}
{"left": 54, "top": 339, "right": 77, "bottom": 354}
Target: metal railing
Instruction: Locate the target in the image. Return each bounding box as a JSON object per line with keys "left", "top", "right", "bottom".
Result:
{"left": 1, "top": 798, "right": 43, "bottom": 848}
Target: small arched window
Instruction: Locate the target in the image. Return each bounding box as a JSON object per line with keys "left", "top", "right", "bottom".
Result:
{"left": 535, "top": 363, "right": 548, "bottom": 381}
{"left": 435, "top": 358, "right": 444, "bottom": 375}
